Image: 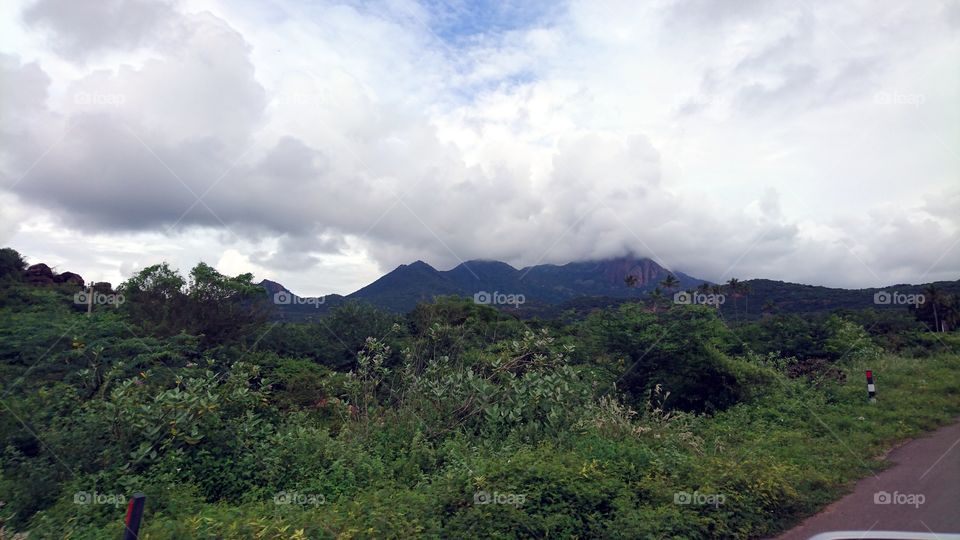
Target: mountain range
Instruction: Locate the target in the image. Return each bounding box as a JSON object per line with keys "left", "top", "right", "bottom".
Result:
{"left": 262, "top": 257, "right": 960, "bottom": 321}
{"left": 261, "top": 257, "right": 704, "bottom": 319}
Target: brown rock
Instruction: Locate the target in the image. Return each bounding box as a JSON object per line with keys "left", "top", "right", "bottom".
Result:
{"left": 601, "top": 258, "right": 669, "bottom": 287}
{"left": 24, "top": 263, "right": 55, "bottom": 285}
{"left": 25, "top": 263, "right": 53, "bottom": 277}
{"left": 54, "top": 271, "right": 85, "bottom": 286}
{"left": 93, "top": 282, "right": 113, "bottom": 294}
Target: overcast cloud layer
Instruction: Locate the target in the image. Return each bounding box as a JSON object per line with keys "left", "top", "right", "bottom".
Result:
{"left": 1, "top": 0, "right": 958, "bottom": 295}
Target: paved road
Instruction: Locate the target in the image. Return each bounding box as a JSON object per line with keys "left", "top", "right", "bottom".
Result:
{"left": 772, "top": 420, "right": 960, "bottom": 540}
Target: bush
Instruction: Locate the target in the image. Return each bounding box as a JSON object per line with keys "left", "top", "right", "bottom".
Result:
{"left": 581, "top": 304, "right": 747, "bottom": 413}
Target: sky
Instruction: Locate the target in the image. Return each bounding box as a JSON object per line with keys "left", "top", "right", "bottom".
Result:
{"left": 0, "top": 0, "right": 958, "bottom": 296}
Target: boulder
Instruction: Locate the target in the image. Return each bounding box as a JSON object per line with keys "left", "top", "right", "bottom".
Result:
{"left": 93, "top": 282, "right": 113, "bottom": 294}
{"left": 24, "top": 263, "right": 55, "bottom": 285}
{"left": 25, "top": 263, "right": 53, "bottom": 277}
{"left": 54, "top": 271, "right": 85, "bottom": 286}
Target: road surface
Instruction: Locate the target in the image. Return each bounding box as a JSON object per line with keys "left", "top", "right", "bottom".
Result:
{"left": 772, "top": 419, "right": 960, "bottom": 540}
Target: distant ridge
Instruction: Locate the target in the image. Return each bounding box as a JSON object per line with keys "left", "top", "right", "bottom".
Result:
{"left": 265, "top": 256, "right": 706, "bottom": 315}
{"left": 261, "top": 257, "right": 960, "bottom": 320}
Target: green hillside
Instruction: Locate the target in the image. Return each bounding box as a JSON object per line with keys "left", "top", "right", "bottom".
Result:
{"left": 2, "top": 247, "right": 960, "bottom": 538}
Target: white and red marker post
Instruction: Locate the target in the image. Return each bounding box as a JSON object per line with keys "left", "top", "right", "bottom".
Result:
{"left": 122, "top": 493, "right": 146, "bottom": 540}
{"left": 866, "top": 370, "right": 876, "bottom": 403}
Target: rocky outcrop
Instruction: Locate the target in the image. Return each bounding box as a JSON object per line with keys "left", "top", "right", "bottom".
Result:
{"left": 93, "top": 282, "right": 113, "bottom": 294}
{"left": 24, "top": 263, "right": 55, "bottom": 285}
{"left": 23, "top": 263, "right": 85, "bottom": 287}
{"left": 598, "top": 258, "right": 670, "bottom": 287}
{"left": 54, "top": 271, "right": 85, "bottom": 286}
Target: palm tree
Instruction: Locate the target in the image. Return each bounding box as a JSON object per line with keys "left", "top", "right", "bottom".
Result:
{"left": 740, "top": 281, "right": 751, "bottom": 316}
{"left": 761, "top": 299, "right": 776, "bottom": 318}
{"left": 660, "top": 274, "right": 680, "bottom": 293}
{"left": 710, "top": 284, "right": 723, "bottom": 311}
{"left": 725, "top": 278, "right": 741, "bottom": 314}
{"left": 648, "top": 287, "right": 665, "bottom": 313}
{"left": 724, "top": 278, "right": 751, "bottom": 317}
{"left": 923, "top": 285, "right": 943, "bottom": 332}
{"left": 624, "top": 274, "right": 639, "bottom": 288}
{"left": 943, "top": 293, "right": 958, "bottom": 332}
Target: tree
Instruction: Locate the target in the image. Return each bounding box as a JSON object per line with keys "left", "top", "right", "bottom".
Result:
{"left": 187, "top": 262, "right": 269, "bottom": 344}
{"left": 582, "top": 303, "right": 745, "bottom": 413}
{"left": 119, "top": 262, "right": 268, "bottom": 344}
{"left": 923, "top": 285, "right": 943, "bottom": 332}
{"left": 0, "top": 247, "right": 27, "bottom": 280}
{"left": 647, "top": 287, "right": 665, "bottom": 313}
{"left": 710, "top": 284, "right": 723, "bottom": 311}
{"left": 740, "top": 281, "right": 752, "bottom": 316}
{"left": 624, "top": 274, "right": 639, "bottom": 288}
{"left": 912, "top": 286, "right": 959, "bottom": 333}
{"left": 118, "top": 263, "right": 188, "bottom": 335}
{"left": 725, "top": 278, "right": 750, "bottom": 317}
{"left": 660, "top": 274, "right": 680, "bottom": 293}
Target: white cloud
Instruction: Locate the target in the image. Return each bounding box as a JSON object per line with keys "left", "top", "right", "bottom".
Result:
{"left": 0, "top": 0, "right": 957, "bottom": 296}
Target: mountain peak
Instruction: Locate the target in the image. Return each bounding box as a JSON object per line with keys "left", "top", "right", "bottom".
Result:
{"left": 269, "top": 256, "right": 709, "bottom": 315}
{"left": 455, "top": 259, "right": 518, "bottom": 272}
{"left": 258, "top": 279, "right": 289, "bottom": 295}
{"left": 404, "top": 260, "right": 436, "bottom": 271}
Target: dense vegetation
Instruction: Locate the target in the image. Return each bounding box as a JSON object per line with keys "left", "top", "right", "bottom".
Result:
{"left": 1, "top": 248, "right": 959, "bottom": 539}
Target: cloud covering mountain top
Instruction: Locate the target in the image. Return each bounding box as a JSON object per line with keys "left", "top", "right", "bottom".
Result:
{"left": 1, "top": 0, "right": 957, "bottom": 295}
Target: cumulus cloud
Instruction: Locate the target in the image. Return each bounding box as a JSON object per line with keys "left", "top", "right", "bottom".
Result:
{"left": 22, "top": 0, "right": 178, "bottom": 60}
{"left": 0, "top": 0, "right": 957, "bottom": 295}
